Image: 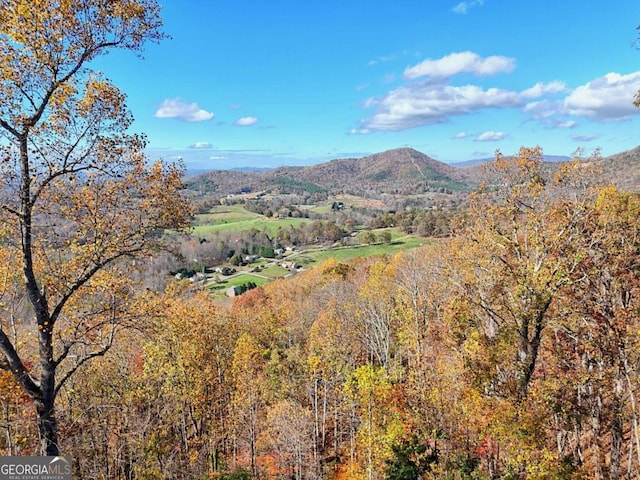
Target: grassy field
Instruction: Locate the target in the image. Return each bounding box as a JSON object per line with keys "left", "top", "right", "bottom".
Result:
{"left": 294, "top": 235, "right": 429, "bottom": 266}
{"left": 193, "top": 218, "right": 310, "bottom": 235}
{"left": 208, "top": 273, "right": 271, "bottom": 299}
{"left": 192, "top": 204, "right": 311, "bottom": 235}
{"left": 194, "top": 204, "right": 259, "bottom": 223}
{"left": 255, "top": 264, "right": 290, "bottom": 278}
{"left": 307, "top": 204, "right": 333, "bottom": 215}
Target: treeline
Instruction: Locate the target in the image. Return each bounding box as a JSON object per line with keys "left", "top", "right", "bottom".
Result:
{"left": 368, "top": 208, "right": 462, "bottom": 238}
{"left": 3, "top": 149, "right": 640, "bottom": 479}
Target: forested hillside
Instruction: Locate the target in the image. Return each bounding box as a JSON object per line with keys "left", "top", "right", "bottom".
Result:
{"left": 4, "top": 147, "right": 640, "bottom": 479}
{"left": 2, "top": 1, "right": 640, "bottom": 479}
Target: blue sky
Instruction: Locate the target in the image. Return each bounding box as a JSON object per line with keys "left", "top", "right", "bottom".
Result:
{"left": 95, "top": 1, "right": 640, "bottom": 171}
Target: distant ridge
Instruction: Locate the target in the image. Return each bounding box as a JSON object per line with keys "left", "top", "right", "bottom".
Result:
{"left": 185, "top": 146, "right": 640, "bottom": 197}
{"left": 185, "top": 166, "right": 272, "bottom": 178}
{"left": 598, "top": 145, "right": 640, "bottom": 191}
{"left": 453, "top": 154, "right": 571, "bottom": 167}
{"left": 187, "top": 147, "right": 471, "bottom": 197}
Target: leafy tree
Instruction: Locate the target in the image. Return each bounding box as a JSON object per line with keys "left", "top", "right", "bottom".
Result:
{"left": 261, "top": 400, "right": 314, "bottom": 480}
{"left": 138, "top": 284, "right": 237, "bottom": 476}
{"left": 555, "top": 187, "right": 640, "bottom": 479}
{"left": 441, "top": 148, "right": 605, "bottom": 476}
{"left": 344, "top": 364, "right": 404, "bottom": 480}
{"left": 360, "top": 230, "right": 377, "bottom": 245}
{"left": 448, "top": 147, "right": 587, "bottom": 400}
{"left": 384, "top": 436, "right": 438, "bottom": 480}
{"left": 377, "top": 230, "right": 392, "bottom": 244}
{"left": 231, "top": 333, "right": 267, "bottom": 477}
{"left": 354, "top": 260, "right": 399, "bottom": 369}
{"left": 0, "top": 0, "right": 189, "bottom": 455}
{"left": 230, "top": 253, "right": 244, "bottom": 266}
{"left": 256, "top": 246, "right": 275, "bottom": 258}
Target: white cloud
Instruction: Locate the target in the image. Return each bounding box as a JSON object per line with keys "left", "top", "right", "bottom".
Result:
{"left": 349, "top": 127, "right": 371, "bottom": 135}
{"left": 452, "top": 0, "right": 484, "bottom": 14}
{"left": 523, "top": 99, "right": 560, "bottom": 119}
{"left": 359, "top": 56, "right": 640, "bottom": 132}
{"left": 521, "top": 81, "right": 566, "bottom": 99}
{"left": 404, "top": 51, "right": 515, "bottom": 80}
{"left": 475, "top": 131, "right": 507, "bottom": 142}
{"left": 570, "top": 133, "right": 599, "bottom": 142}
{"left": 360, "top": 83, "right": 520, "bottom": 131}
{"left": 555, "top": 120, "right": 577, "bottom": 129}
{"left": 453, "top": 132, "right": 469, "bottom": 139}
{"left": 523, "top": 100, "right": 578, "bottom": 128}
{"left": 563, "top": 72, "right": 640, "bottom": 121}
{"left": 154, "top": 98, "right": 214, "bottom": 122}
{"left": 234, "top": 116, "right": 258, "bottom": 126}
{"left": 189, "top": 142, "right": 212, "bottom": 149}
{"left": 368, "top": 54, "right": 396, "bottom": 66}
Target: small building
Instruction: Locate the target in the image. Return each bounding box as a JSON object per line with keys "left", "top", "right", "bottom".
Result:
{"left": 226, "top": 286, "right": 241, "bottom": 297}
{"left": 215, "top": 266, "right": 236, "bottom": 276}
{"left": 281, "top": 261, "right": 301, "bottom": 270}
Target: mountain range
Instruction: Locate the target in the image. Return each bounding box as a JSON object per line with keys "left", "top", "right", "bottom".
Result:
{"left": 185, "top": 146, "right": 640, "bottom": 198}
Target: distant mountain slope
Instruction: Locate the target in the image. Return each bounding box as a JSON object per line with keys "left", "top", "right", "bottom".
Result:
{"left": 453, "top": 154, "right": 571, "bottom": 168}
{"left": 267, "top": 148, "right": 468, "bottom": 191}
{"left": 599, "top": 146, "right": 640, "bottom": 191}
{"left": 187, "top": 147, "right": 471, "bottom": 197}
{"left": 456, "top": 147, "right": 640, "bottom": 192}
{"left": 184, "top": 146, "right": 640, "bottom": 198}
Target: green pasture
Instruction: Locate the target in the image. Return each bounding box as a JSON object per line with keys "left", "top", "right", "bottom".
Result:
{"left": 292, "top": 230, "right": 429, "bottom": 266}
{"left": 208, "top": 273, "right": 270, "bottom": 299}
{"left": 307, "top": 204, "right": 333, "bottom": 215}
{"left": 194, "top": 204, "right": 259, "bottom": 223}
{"left": 254, "top": 264, "right": 290, "bottom": 278}
{"left": 192, "top": 208, "right": 311, "bottom": 235}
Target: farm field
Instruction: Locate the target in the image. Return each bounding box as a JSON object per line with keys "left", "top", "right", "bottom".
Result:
{"left": 292, "top": 232, "right": 428, "bottom": 266}
{"left": 207, "top": 272, "right": 270, "bottom": 298}
{"left": 193, "top": 204, "right": 260, "bottom": 224}
{"left": 256, "top": 264, "right": 290, "bottom": 278}
{"left": 192, "top": 204, "right": 311, "bottom": 235}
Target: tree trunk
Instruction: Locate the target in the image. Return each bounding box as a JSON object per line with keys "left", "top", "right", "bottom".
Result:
{"left": 20, "top": 131, "right": 60, "bottom": 456}
{"left": 516, "top": 297, "right": 550, "bottom": 400}
{"left": 36, "top": 321, "right": 58, "bottom": 456}
{"left": 609, "top": 372, "right": 625, "bottom": 480}
{"left": 591, "top": 388, "right": 604, "bottom": 480}
{"left": 36, "top": 393, "right": 59, "bottom": 456}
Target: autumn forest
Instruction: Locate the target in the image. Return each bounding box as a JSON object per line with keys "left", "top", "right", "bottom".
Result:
{"left": 1, "top": 1, "right": 640, "bottom": 480}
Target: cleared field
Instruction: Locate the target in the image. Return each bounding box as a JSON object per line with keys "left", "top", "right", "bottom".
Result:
{"left": 208, "top": 273, "right": 270, "bottom": 299}
{"left": 297, "top": 236, "right": 428, "bottom": 265}
{"left": 307, "top": 204, "right": 333, "bottom": 215}
{"left": 194, "top": 204, "right": 260, "bottom": 223}
{"left": 255, "top": 264, "right": 290, "bottom": 278}
{"left": 334, "top": 194, "right": 388, "bottom": 210}
{"left": 192, "top": 204, "right": 315, "bottom": 236}
{"left": 192, "top": 216, "right": 310, "bottom": 235}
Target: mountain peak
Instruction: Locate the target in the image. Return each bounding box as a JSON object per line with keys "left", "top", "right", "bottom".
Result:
{"left": 187, "top": 147, "right": 471, "bottom": 197}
